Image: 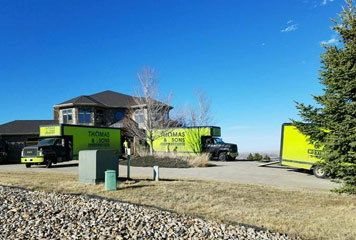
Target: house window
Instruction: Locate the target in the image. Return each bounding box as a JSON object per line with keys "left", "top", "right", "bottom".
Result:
{"left": 135, "top": 110, "right": 145, "bottom": 124}
{"left": 115, "top": 111, "right": 124, "bottom": 121}
{"left": 79, "top": 108, "right": 92, "bottom": 124}
{"left": 62, "top": 109, "right": 73, "bottom": 124}
{"left": 96, "top": 109, "right": 105, "bottom": 125}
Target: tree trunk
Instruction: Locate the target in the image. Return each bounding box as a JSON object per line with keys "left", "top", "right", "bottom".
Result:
{"left": 149, "top": 138, "right": 153, "bottom": 156}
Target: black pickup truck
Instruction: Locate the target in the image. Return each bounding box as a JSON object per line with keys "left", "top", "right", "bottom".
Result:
{"left": 202, "top": 137, "right": 238, "bottom": 161}
{"left": 21, "top": 138, "right": 69, "bottom": 168}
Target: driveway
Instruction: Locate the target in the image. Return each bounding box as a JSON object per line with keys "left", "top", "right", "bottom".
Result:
{"left": 0, "top": 160, "right": 339, "bottom": 190}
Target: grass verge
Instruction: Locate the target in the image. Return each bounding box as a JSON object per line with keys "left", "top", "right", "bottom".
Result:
{"left": 1, "top": 171, "right": 356, "bottom": 240}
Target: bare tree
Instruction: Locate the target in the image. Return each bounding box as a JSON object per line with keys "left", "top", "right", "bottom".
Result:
{"left": 123, "top": 66, "right": 175, "bottom": 155}
{"left": 172, "top": 90, "right": 215, "bottom": 154}
{"left": 175, "top": 90, "right": 215, "bottom": 127}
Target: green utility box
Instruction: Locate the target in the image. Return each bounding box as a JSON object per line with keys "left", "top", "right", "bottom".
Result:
{"left": 78, "top": 150, "right": 118, "bottom": 184}
{"left": 105, "top": 170, "right": 117, "bottom": 191}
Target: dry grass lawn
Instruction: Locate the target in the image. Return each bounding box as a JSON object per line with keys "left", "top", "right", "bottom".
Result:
{"left": 0, "top": 171, "right": 356, "bottom": 240}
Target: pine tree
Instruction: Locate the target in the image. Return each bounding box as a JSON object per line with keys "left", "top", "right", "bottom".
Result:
{"left": 246, "top": 153, "right": 254, "bottom": 161}
{"left": 293, "top": 0, "right": 356, "bottom": 193}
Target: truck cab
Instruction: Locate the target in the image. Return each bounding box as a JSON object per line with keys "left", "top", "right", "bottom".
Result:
{"left": 21, "top": 137, "right": 70, "bottom": 168}
{"left": 203, "top": 137, "right": 238, "bottom": 161}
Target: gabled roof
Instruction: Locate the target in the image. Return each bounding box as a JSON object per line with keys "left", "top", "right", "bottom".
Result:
{"left": 55, "top": 90, "right": 140, "bottom": 108}
{"left": 60, "top": 95, "right": 105, "bottom": 106}
{"left": 90, "top": 90, "right": 139, "bottom": 108}
{"left": 0, "top": 120, "right": 58, "bottom": 135}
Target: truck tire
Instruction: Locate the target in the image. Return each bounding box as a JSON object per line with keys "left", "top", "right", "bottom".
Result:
{"left": 313, "top": 166, "right": 327, "bottom": 178}
{"left": 46, "top": 159, "right": 53, "bottom": 168}
{"left": 25, "top": 163, "right": 31, "bottom": 168}
{"left": 218, "top": 152, "right": 228, "bottom": 161}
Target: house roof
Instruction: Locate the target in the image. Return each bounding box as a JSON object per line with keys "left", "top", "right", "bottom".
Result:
{"left": 55, "top": 90, "right": 140, "bottom": 108}
{"left": 0, "top": 120, "right": 58, "bottom": 135}
{"left": 60, "top": 95, "right": 106, "bottom": 107}
{"left": 55, "top": 90, "right": 173, "bottom": 109}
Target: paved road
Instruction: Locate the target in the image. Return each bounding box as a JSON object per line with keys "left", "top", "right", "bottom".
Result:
{"left": 0, "top": 160, "right": 339, "bottom": 190}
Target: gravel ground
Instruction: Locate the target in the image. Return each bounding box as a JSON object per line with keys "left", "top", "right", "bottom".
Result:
{"left": 0, "top": 186, "right": 301, "bottom": 240}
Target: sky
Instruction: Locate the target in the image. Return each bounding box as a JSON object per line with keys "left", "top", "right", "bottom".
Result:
{"left": 0, "top": 0, "right": 347, "bottom": 152}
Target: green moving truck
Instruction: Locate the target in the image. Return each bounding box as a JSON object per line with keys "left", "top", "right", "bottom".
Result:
{"left": 21, "top": 124, "right": 121, "bottom": 168}
{"left": 152, "top": 126, "right": 238, "bottom": 161}
{"left": 280, "top": 123, "right": 326, "bottom": 178}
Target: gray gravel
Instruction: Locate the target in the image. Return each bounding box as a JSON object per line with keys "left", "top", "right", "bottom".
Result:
{"left": 0, "top": 186, "right": 301, "bottom": 240}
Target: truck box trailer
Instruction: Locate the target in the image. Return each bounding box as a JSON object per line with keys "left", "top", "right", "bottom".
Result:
{"left": 21, "top": 124, "right": 121, "bottom": 168}
{"left": 152, "top": 126, "right": 238, "bottom": 161}
{"left": 280, "top": 123, "right": 326, "bottom": 178}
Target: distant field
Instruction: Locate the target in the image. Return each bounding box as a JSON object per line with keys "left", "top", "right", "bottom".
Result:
{"left": 236, "top": 151, "right": 280, "bottom": 160}
{"left": 0, "top": 171, "right": 355, "bottom": 240}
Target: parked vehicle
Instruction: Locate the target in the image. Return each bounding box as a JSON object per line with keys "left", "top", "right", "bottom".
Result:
{"left": 152, "top": 126, "right": 238, "bottom": 161}
{"left": 21, "top": 124, "right": 121, "bottom": 168}
{"left": 280, "top": 123, "right": 326, "bottom": 178}
{"left": 0, "top": 139, "right": 7, "bottom": 164}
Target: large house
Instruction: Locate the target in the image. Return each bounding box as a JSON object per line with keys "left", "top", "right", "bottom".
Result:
{"left": 0, "top": 90, "right": 173, "bottom": 163}
{"left": 53, "top": 90, "right": 172, "bottom": 129}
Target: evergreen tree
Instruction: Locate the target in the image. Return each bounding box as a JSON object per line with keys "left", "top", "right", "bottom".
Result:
{"left": 246, "top": 153, "right": 254, "bottom": 161}
{"left": 263, "top": 155, "right": 271, "bottom": 161}
{"left": 253, "top": 153, "right": 263, "bottom": 161}
{"left": 293, "top": 0, "right": 356, "bottom": 193}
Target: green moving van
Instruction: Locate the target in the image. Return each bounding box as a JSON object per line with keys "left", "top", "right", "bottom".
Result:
{"left": 152, "top": 126, "right": 238, "bottom": 161}
{"left": 280, "top": 123, "right": 326, "bottom": 178}
{"left": 21, "top": 124, "right": 121, "bottom": 168}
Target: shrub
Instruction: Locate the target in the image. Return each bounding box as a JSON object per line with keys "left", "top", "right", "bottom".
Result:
{"left": 121, "top": 152, "right": 214, "bottom": 168}
{"left": 246, "top": 153, "right": 254, "bottom": 161}
{"left": 187, "top": 153, "right": 212, "bottom": 167}
{"left": 246, "top": 153, "right": 265, "bottom": 161}
{"left": 253, "top": 153, "right": 263, "bottom": 161}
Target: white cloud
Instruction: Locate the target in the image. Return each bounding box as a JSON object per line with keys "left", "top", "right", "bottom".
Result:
{"left": 281, "top": 24, "right": 299, "bottom": 33}
{"left": 321, "top": 38, "right": 338, "bottom": 45}
{"left": 261, "top": 43, "right": 266, "bottom": 47}
{"left": 287, "top": 20, "right": 293, "bottom": 24}
{"left": 321, "top": 0, "right": 335, "bottom": 6}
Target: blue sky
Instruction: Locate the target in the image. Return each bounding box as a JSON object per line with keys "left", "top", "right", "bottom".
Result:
{"left": 0, "top": 0, "right": 345, "bottom": 152}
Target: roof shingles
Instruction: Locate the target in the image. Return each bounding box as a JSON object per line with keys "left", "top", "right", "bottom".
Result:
{"left": 57, "top": 90, "right": 140, "bottom": 108}
{"left": 0, "top": 120, "right": 58, "bottom": 135}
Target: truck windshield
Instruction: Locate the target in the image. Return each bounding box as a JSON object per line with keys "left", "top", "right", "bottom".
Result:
{"left": 38, "top": 138, "right": 58, "bottom": 146}
{"left": 213, "top": 138, "right": 224, "bottom": 144}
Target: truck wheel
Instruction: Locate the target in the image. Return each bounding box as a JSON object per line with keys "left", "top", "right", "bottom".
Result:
{"left": 25, "top": 163, "right": 31, "bottom": 168}
{"left": 46, "top": 159, "right": 53, "bottom": 168}
{"left": 313, "top": 166, "right": 327, "bottom": 178}
{"left": 218, "top": 152, "right": 227, "bottom": 161}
